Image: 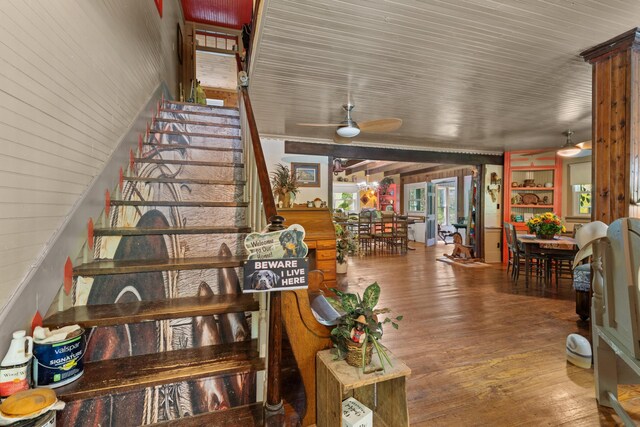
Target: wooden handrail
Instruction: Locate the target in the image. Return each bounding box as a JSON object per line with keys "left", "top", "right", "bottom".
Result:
{"left": 235, "top": 54, "right": 277, "bottom": 220}
{"left": 235, "top": 53, "right": 283, "bottom": 415}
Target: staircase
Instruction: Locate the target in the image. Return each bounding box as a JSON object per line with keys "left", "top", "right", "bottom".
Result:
{"left": 42, "top": 100, "right": 265, "bottom": 426}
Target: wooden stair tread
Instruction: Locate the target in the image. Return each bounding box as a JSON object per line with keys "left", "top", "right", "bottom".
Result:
{"left": 123, "top": 176, "right": 245, "bottom": 185}
{"left": 93, "top": 226, "right": 251, "bottom": 236}
{"left": 43, "top": 294, "right": 257, "bottom": 328}
{"left": 110, "top": 200, "right": 249, "bottom": 207}
{"left": 73, "top": 256, "right": 247, "bottom": 275}
{"left": 56, "top": 339, "right": 263, "bottom": 401}
{"left": 156, "top": 118, "right": 241, "bottom": 129}
{"left": 164, "top": 101, "right": 239, "bottom": 111}
{"left": 144, "top": 142, "right": 242, "bottom": 152}
{"left": 135, "top": 158, "right": 244, "bottom": 167}
{"left": 159, "top": 108, "right": 239, "bottom": 119}
{"left": 151, "top": 403, "right": 264, "bottom": 426}
{"left": 151, "top": 130, "right": 240, "bottom": 140}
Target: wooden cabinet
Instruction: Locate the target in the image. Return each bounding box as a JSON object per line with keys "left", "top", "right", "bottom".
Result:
{"left": 377, "top": 184, "right": 398, "bottom": 212}
{"left": 503, "top": 150, "right": 563, "bottom": 263}
{"left": 484, "top": 227, "right": 502, "bottom": 263}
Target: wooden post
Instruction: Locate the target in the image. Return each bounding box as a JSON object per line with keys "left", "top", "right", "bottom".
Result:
{"left": 581, "top": 28, "right": 640, "bottom": 221}
{"left": 265, "top": 215, "right": 285, "bottom": 416}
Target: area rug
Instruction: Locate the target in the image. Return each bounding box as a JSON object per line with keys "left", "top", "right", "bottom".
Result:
{"left": 436, "top": 256, "right": 491, "bottom": 268}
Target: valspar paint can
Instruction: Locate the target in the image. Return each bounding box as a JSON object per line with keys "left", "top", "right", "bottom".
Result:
{"left": 33, "top": 330, "right": 85, "bottom": 388}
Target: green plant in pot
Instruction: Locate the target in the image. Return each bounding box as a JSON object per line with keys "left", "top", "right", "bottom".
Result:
{"left": 327, "top": 282, "right": 402, "bottom": 370}
{"left": 271, "top": 163, "right": 299, "bottom": 208}
{"left": 335, "top": 223, "right": 356, "bottom": 274}
{"left": 379, "top": 176, "right": 394, "bottom": 194}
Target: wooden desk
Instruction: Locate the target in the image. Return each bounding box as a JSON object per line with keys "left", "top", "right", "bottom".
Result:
{"left": 316, "top": 348, "right": 411, "bottom": 427}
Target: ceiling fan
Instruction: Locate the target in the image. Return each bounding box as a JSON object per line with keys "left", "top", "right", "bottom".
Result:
{"left": 298, "top": 104, "right": 402, "bottom": 144}
{"left": 557, "top": 130, "right": 592, "bottom": 157}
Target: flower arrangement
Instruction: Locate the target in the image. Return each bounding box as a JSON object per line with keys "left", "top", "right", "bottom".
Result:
{"left": 335, "top": 223, "right": 357, "bottom": 264}
{"left": 271, "top": 164, "right": 299, "bottom": 208}
{"left": 327, "top": 282, "right": 402, "bottom": 369}
{"left": 526, "top": 212, "right": 566, "bottom": 239}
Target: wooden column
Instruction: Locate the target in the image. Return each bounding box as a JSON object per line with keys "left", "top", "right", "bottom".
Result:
{"left": 581, "top": 28, "right": 640, "bottom": 222}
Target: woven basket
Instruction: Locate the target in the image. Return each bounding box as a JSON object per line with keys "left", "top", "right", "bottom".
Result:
{"left": 345, "top": 340, "right": 373, "bottom": 367}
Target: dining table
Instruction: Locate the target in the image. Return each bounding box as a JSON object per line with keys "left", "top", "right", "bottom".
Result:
{"left": 516, "top": 233, "right": 578, "bottom": 286}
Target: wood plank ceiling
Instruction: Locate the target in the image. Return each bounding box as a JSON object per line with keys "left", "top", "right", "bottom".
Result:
{"left": 249, "top": 0, "right": 640, "bottom": 152}
{"left": 181, "top": 0, "right": 252, "bottom": 29}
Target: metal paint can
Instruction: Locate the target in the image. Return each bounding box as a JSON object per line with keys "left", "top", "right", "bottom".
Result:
{"left": 10, "top": 411, "right": 56, "bottom": 427}
{"left": 33, "top": 330, "right": 85, "bottom": 388}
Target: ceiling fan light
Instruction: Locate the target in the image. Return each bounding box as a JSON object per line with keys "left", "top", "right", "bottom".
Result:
{"left": 336, "top": 125, "right": 360, "bottom": 138}
{"left": 557, "top": 146, "right": 581, "bottom": 157}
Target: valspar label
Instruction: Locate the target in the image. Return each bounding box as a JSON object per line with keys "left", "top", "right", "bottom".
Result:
{"left": 33, "top": 331, "right": 86, "bottom": 388}
{"left": 0, "top": 361, "right": 30, "bottom": 397}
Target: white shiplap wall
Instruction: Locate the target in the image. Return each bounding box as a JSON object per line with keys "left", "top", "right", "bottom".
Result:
{"left": 0, "top": 0, "right": 182, "bottom": 311}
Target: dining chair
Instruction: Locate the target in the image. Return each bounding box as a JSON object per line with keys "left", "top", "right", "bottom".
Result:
{"left": 357, "top": 211, "right": 374, "bottom": 255}
{"left": 372, "top": 212, "right": 395, "bottom": 253}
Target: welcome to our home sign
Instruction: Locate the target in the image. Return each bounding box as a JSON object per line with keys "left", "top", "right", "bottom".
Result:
{"left": 242, "top": 224, "right": 309, "bottom": 293}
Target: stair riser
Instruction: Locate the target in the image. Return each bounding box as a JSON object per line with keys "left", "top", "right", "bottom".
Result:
{"left": 141, "top": 147, "right": 243, "bottom": 163}
{"left": 132, "top": 161, "right": 244, "bottom": 181}
{"left": 58, "top": 372, "right": 257, "bottom": 425}
{"left": 125, "top": 181, "right": 245, "bottom": 203}
{"left": 107, "top": 205, "right": 247, "bottom": 228}
{"left": 150, "top": 133, "right": 242, "bottom": 150}
{"left": 159, "top": 111, "right": 240, "bottom": 125}
{"left": 164, "top": 102, "right": 239, "bottom": 116}
{"left": 76, "top": 268, "right": 244, "bottom": 305}
{"left": 153, "top": 122, "right": 240, "bottom": 137}
{"left": 95, "top": 233, "right": 247, "bottom": 259}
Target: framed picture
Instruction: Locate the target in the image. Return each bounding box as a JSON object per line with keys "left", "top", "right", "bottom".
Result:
{"left": 292, "top": 163, "right": 320, "bottom": 187}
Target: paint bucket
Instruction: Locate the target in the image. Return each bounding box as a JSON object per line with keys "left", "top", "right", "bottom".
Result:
{"left": 8, "top": 411, "right": 55, "bottom": 427}
{"left": 33, "top": 330, "right": 85, "bottom": 388}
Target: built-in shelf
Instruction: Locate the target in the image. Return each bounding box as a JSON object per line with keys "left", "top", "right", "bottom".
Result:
{"left": 511, "top": 204, "right": 554, "bottom": 208}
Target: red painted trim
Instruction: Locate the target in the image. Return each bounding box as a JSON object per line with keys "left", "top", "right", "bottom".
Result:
{"left": 105, "top": 189, "right": 111, "bottom": 216}
{"left": 138, "top": 134, "right": 143, "bottom": 154}
{"left": 119, "top": 167, "right": 124, "bottom": 191}
{"left": 129, "top": 149, "right": 135, "bottom": 171}
{"left": 31, "top": 311, "right": 42, "bottom": 335}
{"left": 154, "top": 0, "right": 163, "bottom": 18}
{"left": 88, "top": 218, "right": 94, "bottom": 250}
{"left": 64, "top": 257, "right": 73, "bottom": 295}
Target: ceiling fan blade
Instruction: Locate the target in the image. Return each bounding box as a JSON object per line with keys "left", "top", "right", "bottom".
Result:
{"left": 359, "top": 118, "right": 403, "bottom": 133}
{"left": 333, "top": 134, "right": 353, "bottom": 144}
{"left": 576, "top": 141, "right": 592, "bottom": 150}
{"left": 297, "top": 123, "right": 344, "bottom": 127}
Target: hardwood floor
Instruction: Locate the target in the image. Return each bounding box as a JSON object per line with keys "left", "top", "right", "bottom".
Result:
{"left": 336, "top": 242, "right": 640, "bottom": 426}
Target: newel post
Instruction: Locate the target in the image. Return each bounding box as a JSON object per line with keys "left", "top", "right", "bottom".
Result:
{"left": 265, "top": 215, "right": 285, "bottom": 417}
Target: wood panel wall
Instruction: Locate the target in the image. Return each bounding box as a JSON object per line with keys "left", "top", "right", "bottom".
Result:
{"left": 203, "top": 87, "right": 239, "bottom": 107}
{"left": 581, "top": 28, "right": 640, "bottom": 222}
{"left": 0, "top": 0, "right": 183, "bottom": 312}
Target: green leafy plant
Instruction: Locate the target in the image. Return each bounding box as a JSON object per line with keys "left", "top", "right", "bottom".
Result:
{"left": 327, "top": 282, "right": 402, "bottom": 370}
{"left": 379, "top": 177, "right": 394, "bottom": 193}
{"left": 338, "top": 192, "right": 353, "bottom": 210}
{"left": 335, "top": 223, "right": 356, "bottom": 263}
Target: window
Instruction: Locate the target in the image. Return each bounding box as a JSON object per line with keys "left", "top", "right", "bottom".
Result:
{"left": 435, "top": 184, "right": 457, "bottom": 225}
{"left": 408, "top": 187, "right": 425, "bottom": 212}
{"left": 572, "top": 184, "right": 592, "bottom": 216}
{"left": 333, "top": 192, "right": 358, "bottom": 211}
{"left": 568, "top": 162, "right": 592, "bottom": 216}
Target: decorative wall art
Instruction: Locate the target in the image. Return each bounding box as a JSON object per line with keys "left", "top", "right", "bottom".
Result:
{"left": 291, "top": 162, "right": 320, "bottom": 187}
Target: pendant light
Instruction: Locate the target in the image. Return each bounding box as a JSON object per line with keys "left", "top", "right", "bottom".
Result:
{"left": 557, "top": 130, "right": 581, "bottom": 157}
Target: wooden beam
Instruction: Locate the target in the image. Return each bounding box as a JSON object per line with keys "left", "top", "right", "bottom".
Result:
{"left": 285, "top": 141, "right": 503, "bottom": 165}
{"left": 366, "top": 161, "right": 407, "bottom": 176}
{"left": 345, "top": 160, "right": 376, "bottom": 175}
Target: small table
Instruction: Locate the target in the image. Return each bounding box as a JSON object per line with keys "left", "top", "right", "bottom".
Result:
{"left": 316, "top": 348, "right": 411, "bottom": 427}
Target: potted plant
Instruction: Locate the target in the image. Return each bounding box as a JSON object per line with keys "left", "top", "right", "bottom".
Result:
{"left": 335, "top": 223, "right": 356, "bottom": 274}
{"left": 526, "top": 212, "right": 566, "bottom": 240}
{"left": 270, "top": 163, "right": 299, "bottom": 208}
{"left": 379, "top": 177, "right": 394, "bottom": 194}
{"left": 327, "top": 282, "right": 402, "bottom": 369}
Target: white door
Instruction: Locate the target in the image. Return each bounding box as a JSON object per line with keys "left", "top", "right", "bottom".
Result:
{"left": 425, "top": 182, "right": 436, "bottom": 246}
